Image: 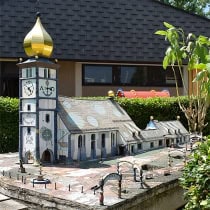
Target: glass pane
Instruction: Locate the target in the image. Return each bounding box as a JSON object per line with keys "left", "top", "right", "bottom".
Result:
{"left": 84, "top": 65, "right": 112, "bottom": 84}
{"left": 120, "top": 66, "right": 136, "bottom": 85}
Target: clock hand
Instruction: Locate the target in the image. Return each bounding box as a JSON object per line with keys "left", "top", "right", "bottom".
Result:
{"left": 27, "top": 87, "right": 32, "bottom": 94}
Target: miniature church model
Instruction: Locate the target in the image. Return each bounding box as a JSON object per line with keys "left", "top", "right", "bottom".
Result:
{"left": 18, "top": 14, "right": 189, "bottom": 165}
{"left": 18, "top": 13, "right": 59, "bottom": 164}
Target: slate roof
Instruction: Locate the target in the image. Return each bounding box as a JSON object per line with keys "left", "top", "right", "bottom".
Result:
{"left": 140, "top": 119, "right": 189, "bottom": 141}
{"left": 1, "top": 0, "right": 210, "bottom": 63}
{"left": 58, "top": 96, "right": 141, "bottom": 143}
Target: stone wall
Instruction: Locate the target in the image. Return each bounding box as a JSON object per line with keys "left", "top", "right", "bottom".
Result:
{"left": 0, "top": 175, "right": 185, "bottom": 210}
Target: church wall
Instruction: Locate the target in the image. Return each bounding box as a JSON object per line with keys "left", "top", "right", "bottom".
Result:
{"left": 57, "top": 117, "right": 69, "bottom": 160}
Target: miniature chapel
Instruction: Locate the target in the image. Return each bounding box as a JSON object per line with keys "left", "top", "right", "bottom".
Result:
{"left": 18, "top": 14, "right": 189, "bottom": 164}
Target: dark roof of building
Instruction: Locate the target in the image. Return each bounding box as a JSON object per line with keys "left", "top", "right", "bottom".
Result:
{"left": 1, "top": 0, "right": 210, "bottom": 63}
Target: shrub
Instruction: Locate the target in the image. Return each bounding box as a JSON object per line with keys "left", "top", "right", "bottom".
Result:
{"left": 0, "top": 97, "right": 19, "bottom": 153}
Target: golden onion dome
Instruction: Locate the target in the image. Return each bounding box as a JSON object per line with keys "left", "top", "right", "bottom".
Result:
{"left": 23, "top": 13, "right": 53, "bottom": 58}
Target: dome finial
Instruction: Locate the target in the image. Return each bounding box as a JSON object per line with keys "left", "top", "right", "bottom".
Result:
{"left": 23, "top": 13, "right": 53, "bottom": 58}
{"left": 36, "top": 11, "right": 41, "bottom": 17}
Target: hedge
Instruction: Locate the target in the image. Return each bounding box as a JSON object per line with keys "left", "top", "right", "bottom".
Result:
{"left": 116, "top": 96, "right": 210, "bottom": 135}
{"left": 0, "top": 96, "right": 209, "bottom": 153}
{"left": 0, "top": 97, "right": 19, "bottom": 153}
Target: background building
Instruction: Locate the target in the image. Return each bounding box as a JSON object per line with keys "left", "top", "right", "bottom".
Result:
{"left": 1, "top": 0, "right": 210, "bottom": 97}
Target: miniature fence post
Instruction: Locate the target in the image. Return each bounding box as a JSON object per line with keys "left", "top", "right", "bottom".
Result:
{"left": 118, "top": 174, "right": 122, "bottom": 198}
{"left": 133, "top": 167, "right": 137, "bottom": 182}
{"left": 140, "top": 168, "right": 144, "bottom": 189}
{"left": 99, "top": 191, "right": 104, "bottom": 205}
{"left": 168, "top": 149, "right": 172, "bottom": 167}
{"left": 69, "top": 184, "right": 70, "bottom": 192}
{"left": 183, "top": 149, "right": 187, "bottom": 166}
{"left": 99, "top": 180, "right": 104, "bottom": 205}
{"left": 81, "top": 186, "right": 83, "bottom": 193}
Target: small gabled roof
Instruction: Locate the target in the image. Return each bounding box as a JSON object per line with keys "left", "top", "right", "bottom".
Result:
{"left": 140, "top": 128, "right": 165, "bottom": 141}
{"left": 140, "top": 119, "right": 189, "bottom": 141}
{"left": 1, "top": 0, "right": 210, "bottom": 62}
{"left": 154, "top": 120, "right": 189, "bottom": 136}
{"left": 58, "top": 97, "right": 141, "bottom": 142}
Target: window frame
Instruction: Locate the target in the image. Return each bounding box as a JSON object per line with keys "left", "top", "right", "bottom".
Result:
{"left": 82, "top": 64, "right": 183, "bottom": 87}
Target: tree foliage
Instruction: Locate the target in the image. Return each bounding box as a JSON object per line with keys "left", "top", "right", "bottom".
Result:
{"left": 179, "top": 137, "right": 210, "bottom": 210}
{"left": 155, "top": 22, "right": 210, "bottom": 134}
{"left": 159, "top": 0, "right": 210, "bottom": 17}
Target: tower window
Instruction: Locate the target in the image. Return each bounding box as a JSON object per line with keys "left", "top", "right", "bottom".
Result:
{"left": 27, "top": 127, "right": 31, "bottom": 135}
{"left": 45, "top": 114, "right": 50, "bottom": 123}
{"left": 26, "top": 68, "right": 32, "bottom": 78}
{"left": 44, "top": 68, "right": 50, "bottom": 78}
{"left": 27, "top": 104, "right": 31, "bottom": 111}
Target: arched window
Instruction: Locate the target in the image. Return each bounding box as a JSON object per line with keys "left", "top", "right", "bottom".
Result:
{"left": 83, "top": 135, "right": 86, "bottom": 147}
{"left": 101, "top": 133, "right": 105, "bottom": 148}
{"left": 78, "top": 135, "right": 82, "bottom": 148}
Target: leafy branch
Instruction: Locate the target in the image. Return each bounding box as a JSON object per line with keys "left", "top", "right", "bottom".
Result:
{"left": 155, "top": 22, "right": 210, "bottom": 133}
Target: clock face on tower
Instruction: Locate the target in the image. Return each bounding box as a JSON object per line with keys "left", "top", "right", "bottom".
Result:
{"left": 39, "top": 79, "right": 56, "bottom": 98}
{"left": 22, "top": 113, "right": 36, "bottom": 126}
{"left": 22, "top": 80, "right": 36, "bottom": 98}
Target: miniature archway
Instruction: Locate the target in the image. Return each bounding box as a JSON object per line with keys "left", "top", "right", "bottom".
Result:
{"left": 99, "top": 173, "right": 122, "bottom": 205}
{"left": 41, "top": 149, "right": 53, "bottom": 163}
{"left": 168, "top": 148, "right": 187, "bottom": 167}
{"left": 24, "top": 150, "right": 33, "bottom": 163}
{"left": 117, "top": 160, "right": 143, "bottom": 183}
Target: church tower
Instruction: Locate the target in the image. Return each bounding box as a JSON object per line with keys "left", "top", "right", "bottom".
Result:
{"left": 18, "top": 13, "right": 59, "bottom": 164}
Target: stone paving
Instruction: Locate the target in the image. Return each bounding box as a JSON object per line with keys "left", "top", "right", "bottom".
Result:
{"left": 0, "top": 147, "right": 189, "bottom": 209}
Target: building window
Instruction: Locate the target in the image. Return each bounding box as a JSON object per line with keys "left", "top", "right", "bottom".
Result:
{"left": 91, "top": 134, "right": 95, "bottom": 140}
{"left": 45, "top": 114, "right": 50, "bottom": 123}
{"left": 138, "top": 143, "right": 142, "bottom": 150}
{"left": 82, "top": 64, "right": 182, "bottom": 87}
{"left": 83, "top": 135, "right": 86, "bottom": 147}
{"left": 101, "top": 134, "right": 105, "bottom": 148}
{"left": 150, "top": 142, "right": 154, "bottom": 148}
{"left": 159, "top": 140, "right": 163, "bottom": 147}
{"left": 78, "top": 135, "right": 82, "bottom": 148}
{"left": 111, "top": 133, "right": 115, "bottom": 146}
